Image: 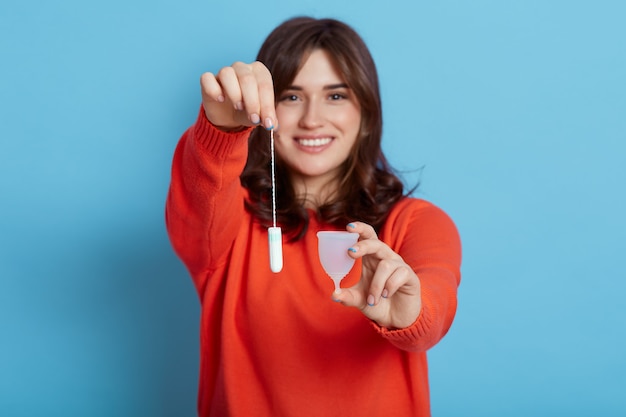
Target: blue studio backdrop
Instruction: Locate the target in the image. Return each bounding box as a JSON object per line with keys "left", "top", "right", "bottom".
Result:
{"left": 1, "top": 1, "right": 625, "bottom": 416}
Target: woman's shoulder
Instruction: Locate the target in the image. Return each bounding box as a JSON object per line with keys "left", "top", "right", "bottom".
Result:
{"left": 383, "top": 197, "right": 459, "bottom": 239}
{"left": 380, "top": 197, "right": 461, "bottom": 261}
{"left": 389, "top": 196, "right": 450, "bottom": 218}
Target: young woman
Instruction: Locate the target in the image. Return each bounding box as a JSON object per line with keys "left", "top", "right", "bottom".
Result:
{"left": 166, "top": 16, "right": 462, "bottom": 417}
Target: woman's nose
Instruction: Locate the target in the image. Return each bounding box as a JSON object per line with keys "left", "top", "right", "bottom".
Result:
{"left": 298, "top": 101, "right": 324, "bottom": 129}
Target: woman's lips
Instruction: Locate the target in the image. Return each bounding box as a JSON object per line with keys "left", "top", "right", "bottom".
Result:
{"left": 295, "top": 137, "right": 333, "bottom": 153}
{"left": 297, "top": 137, "right": 332, "bottom": 147}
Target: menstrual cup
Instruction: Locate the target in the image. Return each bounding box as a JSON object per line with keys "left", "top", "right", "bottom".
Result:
{"left": 316, "top": 231, "right": 359, "bottom": 293}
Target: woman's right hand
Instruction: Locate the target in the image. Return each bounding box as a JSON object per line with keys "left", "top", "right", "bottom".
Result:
{"left": 200, "top": 61, "right": 277, "bottom": 131}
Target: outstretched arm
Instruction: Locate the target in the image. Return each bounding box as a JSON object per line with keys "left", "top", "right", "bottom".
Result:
{"left": 166, "top": 60, "right": 279, "bottom": 291}
{"left": 334, "top": 202, "right": 462, "bottom": 352}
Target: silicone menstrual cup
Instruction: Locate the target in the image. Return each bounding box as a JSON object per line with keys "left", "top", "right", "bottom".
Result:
{"left": 316, "top": 231, "right": 359, "bottom": 293}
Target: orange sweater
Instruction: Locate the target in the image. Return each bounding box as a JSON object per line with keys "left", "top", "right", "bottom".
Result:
{"left": 166, "top": 109, "right": 462, "bottom": 417}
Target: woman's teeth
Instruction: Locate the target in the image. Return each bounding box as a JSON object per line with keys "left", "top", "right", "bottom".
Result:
{"left": 298, "top": 138, "right": 332, "bottom": 147}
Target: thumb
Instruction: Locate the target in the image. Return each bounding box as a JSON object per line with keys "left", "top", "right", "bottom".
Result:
{"left": 332, "top": 286, "right": 367, "bottom": 309}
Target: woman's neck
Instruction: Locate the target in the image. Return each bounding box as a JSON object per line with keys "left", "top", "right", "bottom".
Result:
{"left": 291, "top": 175, "right": 340, "bottom": 209}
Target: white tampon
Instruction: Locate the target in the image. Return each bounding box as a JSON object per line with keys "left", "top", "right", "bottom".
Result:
{"left": 268, "top": 128, "right": 283, "bottom": 273}
{"left": 268, "top": 226, "right": 283, "bottom": 273}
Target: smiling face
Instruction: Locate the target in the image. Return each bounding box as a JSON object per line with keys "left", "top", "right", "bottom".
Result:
{"left": 274, "top": 49, "right": 362, "bottom": 205}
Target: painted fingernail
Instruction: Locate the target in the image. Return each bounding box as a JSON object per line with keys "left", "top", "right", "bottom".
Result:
{"left": 235, "top": 101, "right": 244, "bottom": 111}
{"left": 348, "top": 223, "right": 356, "bottom": 228}
{"left": 367, "top": 295, "right": 375, "bottom": 306}
{"left": 250, "top": 113, "right": 260, "bottom": 124}
{"left": 382, "top": 289, "right": 389, "bottom": 298}
{"left": 348, "top": 247, "right": 357, "bottom": 253}
{"left": 264, "top": 118, "right": 274, "bottom": 130}
{"left": 217, "top": 95, "right": 225, "bottom": 103}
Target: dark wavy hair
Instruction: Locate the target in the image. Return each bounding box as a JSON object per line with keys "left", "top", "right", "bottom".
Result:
{"left": 241, "top": 17, "right": 412, "bottom": 241}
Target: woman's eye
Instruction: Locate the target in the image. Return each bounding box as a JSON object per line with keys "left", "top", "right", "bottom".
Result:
{"left": 329, "top": 93, "right": 346, "bottom": 100}
{"left": 281, "top": 94, "right": 299, "bottom": 102}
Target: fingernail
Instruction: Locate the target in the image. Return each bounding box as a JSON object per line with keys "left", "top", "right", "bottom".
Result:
{"left": 235, "top": 101, "right": 244, "bottom": 111}
{"left": 250, "top": 113, "right": 260, "bottom": 124}
{"left": 382, "top": 289, "right": 389, "bottom": 298}
{"left": 367, "top": 295, "right": 375, "bottom": 306}
{"left": 217, "top": 95, "right": 225, "bottom": 103}
{"left": 348, "top": 247, "right": 357, "bottom": 253}
{"left": 348, "top": 223, "right": 356, "bottom": 229}
{"left": 264, "top": 118, "right": 274, "bottom": 130}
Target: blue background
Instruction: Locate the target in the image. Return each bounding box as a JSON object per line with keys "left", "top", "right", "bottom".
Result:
{"left": 1, "top": 0, "right": 624, "bottom": 416}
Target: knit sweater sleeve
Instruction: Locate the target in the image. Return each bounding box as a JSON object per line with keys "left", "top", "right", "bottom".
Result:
{"left": 165, "top": 106, "right": 253, "bottom": 294}
{"left": 373, "top": 199, "right": 462, "bottom": 352}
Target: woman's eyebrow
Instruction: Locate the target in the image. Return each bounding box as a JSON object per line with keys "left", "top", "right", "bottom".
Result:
{"left": 285, "top": 83, "right": 350, "bottom": 91}
{"left": 324, "top": 83, "right": 349, "bottom": 90}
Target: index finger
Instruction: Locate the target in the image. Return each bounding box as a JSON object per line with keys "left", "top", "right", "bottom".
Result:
{"left": 346, "top": 222, "right": 398, "bottom": 260}
{"left": 237, "top": 61, "right": 276, "bottom": 129}
{"left": 252, "top": 62, "right": 277, "bottom": 129}
{"left": 346, "top": 221, "right": 378, "bottom": 240}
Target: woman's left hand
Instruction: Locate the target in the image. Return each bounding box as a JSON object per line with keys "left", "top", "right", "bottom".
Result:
{"left": 333, "top": 222, "right": 422, "bottom": 330}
